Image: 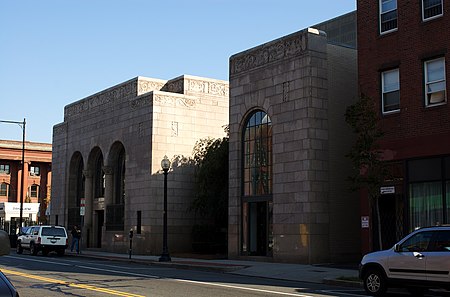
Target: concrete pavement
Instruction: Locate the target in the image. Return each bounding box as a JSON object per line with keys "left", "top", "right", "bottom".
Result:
{"left": 68, "top": 249, "right": 361, "bottom": 287}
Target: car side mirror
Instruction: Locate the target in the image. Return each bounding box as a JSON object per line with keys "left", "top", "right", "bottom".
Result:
{"left": 0, "top": 230, "right": 11, "bottom": 256}
{"left": 394, "top": 243, "right": 401, "bottom": 252}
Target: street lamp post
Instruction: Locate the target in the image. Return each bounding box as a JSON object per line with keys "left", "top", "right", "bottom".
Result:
{"left": 159, "top": 155, "right": 171, "bottom": 262}
{"left": 0, "top": 118, "right": 26, "bottom": 230}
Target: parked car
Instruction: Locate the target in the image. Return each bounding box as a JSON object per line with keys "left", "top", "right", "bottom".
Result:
{"left": 0, "top": 230, "right": 20, "bottom": 296}
{"left": 360, "top": 225, "right": 450, "bottom": 296}
{"left": 16, "top": 225, "right": 68, "bottom": 256}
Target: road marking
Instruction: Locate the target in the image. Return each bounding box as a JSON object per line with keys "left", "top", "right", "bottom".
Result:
{"left": 172, "top": 278, "right": 315, "bottom": 297}
{"left": 6, "top": 256, "right": 72, "bottom": 266}
{"left": 6, "top": 256, "right": 159, "bottom": 279}
{"left": 4, "top": 256, "right": 314, "bottom": 296}
{"left": 1, "top": 268, "right": 145, "bottom": 297}
{"left": 77, "top": 265, "right": 159, "bottom": 278}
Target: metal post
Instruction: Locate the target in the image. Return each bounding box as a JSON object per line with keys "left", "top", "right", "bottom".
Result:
{"left": 0, "top": 118, "right": 26, "bottom": 231}
{"left": 19, "top": 118, "right": 26, "bottom": 229}
{"left": 159, "top": 167, "right": 171, "bottom": 262}
{"left": 129, "top": 229, "right": 133, "bottom": 259}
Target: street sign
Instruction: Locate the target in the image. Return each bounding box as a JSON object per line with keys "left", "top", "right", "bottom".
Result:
{"left": 80, "top": 198, "right": 85, "bottom": 216}
{"left": 380, "top": 186, "right": 395, "bottom": 195}
{"left": 361, "top": 216, "right": 369, "bottom": 228}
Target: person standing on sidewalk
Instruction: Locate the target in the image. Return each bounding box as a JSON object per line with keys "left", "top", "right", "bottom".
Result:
{"left": 70, "top": 225, "right": 81, "bottom": 254}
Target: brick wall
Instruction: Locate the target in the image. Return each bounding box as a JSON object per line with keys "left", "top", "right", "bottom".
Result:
{"left": 357, "top": 0, "right": 450, "bottom": 159}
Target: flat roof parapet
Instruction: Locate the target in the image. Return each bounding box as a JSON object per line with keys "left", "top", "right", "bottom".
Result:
{"left": 63, "top": 75, "right": 229, "bottom": 120}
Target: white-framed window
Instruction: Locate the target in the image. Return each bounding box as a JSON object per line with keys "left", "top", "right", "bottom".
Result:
{"left": 422, "top": 0, "right": 443, "bottom": 21}
{"left": 382, "top": 69, "right": 400, "bottom": 113}
{"left": 30, "top": 166, "right": 40, "bottom": 176}
{"left": 29, "top": 184, "right": 39, "bottom": 198}
{"left": 380, "top": 0, "right": 398, "bottom": 34}
{"left": 425, "top": 58, "right": 447, "bottom": 107}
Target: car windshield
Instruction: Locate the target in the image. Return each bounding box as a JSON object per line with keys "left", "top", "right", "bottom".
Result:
{"left": 41, "top": 227, "right": 66, "bottom": 237}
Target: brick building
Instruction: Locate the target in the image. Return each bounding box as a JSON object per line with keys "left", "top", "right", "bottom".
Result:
{"left": 357, "top": 0, "right": 450, "bottom": 253}
{"left": 0, "top": 140, "right": 52, "bottom": 233}
{"left": 228, "top": 12, "right": 360, "bottom": 264}
{"left": 51, "top": 75, "right": 228, "bottom": 254}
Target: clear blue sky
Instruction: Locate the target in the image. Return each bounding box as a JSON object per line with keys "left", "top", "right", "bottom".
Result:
{"left": 0, "top": 1, "right": 356, "bottom": 143}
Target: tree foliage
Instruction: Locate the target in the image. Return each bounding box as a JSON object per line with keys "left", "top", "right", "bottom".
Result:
{"left": 191, "top": 135, "right": 229, "bottom": 228}
{"left": 345, "top": 94, "right": 389, "bottom": 249}
{"left": 345, "top": 94, "right": 387, "bottom": 195}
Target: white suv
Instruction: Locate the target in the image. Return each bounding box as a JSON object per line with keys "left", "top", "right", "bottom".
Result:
{"left": 16, "top": 225, "right": 68, "bottom": 256}
{"left": 360, "top": 226, "right": 450, "bottom": 296}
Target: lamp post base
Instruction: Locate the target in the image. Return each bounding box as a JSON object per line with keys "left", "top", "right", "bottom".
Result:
{"left": 159, "top": 253, "right": 171, "bottom": 262}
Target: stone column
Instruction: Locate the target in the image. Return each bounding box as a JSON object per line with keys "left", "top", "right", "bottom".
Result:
{"left": 83, "top": 170, "right": 93, "bottom": 248}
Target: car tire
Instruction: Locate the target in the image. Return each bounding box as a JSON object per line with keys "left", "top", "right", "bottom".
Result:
{"left": 57, "top": 249, "right": 65, "bottom": 256}
{"left": 363, "top": 268, "right": 387, "bottom": 296}
{"left": 16, "top": 241, "right": 23, "bottom": 254}
{"left": 30, "top": 242, "right": 38, "bottom": 256}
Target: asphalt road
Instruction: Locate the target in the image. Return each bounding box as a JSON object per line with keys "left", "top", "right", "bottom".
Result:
{"left": 0, "top": 252, "right": 448, "bottom": 297}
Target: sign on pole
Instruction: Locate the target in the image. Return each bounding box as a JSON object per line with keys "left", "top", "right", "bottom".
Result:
{"left": 80, "top": 198, "right": 86, "bottom": 216}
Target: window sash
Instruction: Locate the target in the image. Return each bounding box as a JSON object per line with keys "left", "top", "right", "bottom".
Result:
{"left": 30, "top": 166, "right": 40, "bottom": 176}
{"left": 0, "top": 164, "right": 10, "bottom": 174}
{"left": 425, "top": 58, "right": 447, "bottom": 106}
{"left": 380, "top": 0, "right": 398, "bottom": 33}
{"left": 423, "top": 0, "right": 443, "bottom": 20}
{"left": 382, "top": 69, "right": 400, "bottom": 113}
{"left": 0, "top": 183, "right": 8, "bottom": 196}
{"left": 30, "top": 185, "right": 39, "bottom": 198}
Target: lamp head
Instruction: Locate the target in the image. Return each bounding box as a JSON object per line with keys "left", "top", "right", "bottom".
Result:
{"left": 161, "top": 155, "right": 171, "bottom": 171}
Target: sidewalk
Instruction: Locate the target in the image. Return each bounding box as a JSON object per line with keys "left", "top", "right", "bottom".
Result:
{"left": 68, "top": 249, "right": 361, "bottom": 287}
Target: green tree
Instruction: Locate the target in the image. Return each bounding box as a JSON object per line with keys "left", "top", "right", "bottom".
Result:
{"left": 190, "top": 134, "right": 229, "bottom": 253}
{"left": 345, "top": 94, "right": 389, "bottom": 250}
{"left": 191, "top": 134, "right": 229, "bottom": 229}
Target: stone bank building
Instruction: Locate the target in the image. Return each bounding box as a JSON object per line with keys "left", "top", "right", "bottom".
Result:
{"left": 228, "top": 12, "right": 360, "bottom": 264}
{"left": 51, "top": 75, "right": 228, "bottom": 254}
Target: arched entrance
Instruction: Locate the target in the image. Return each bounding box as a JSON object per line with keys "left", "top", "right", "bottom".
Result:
{"left": 67, "top": 152, "right": 84, "bottom": 231}
{"left": 87, "top": 147, "right": 105, "bottom": 248}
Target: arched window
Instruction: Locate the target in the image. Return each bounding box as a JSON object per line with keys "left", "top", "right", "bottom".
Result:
{"left": 241, "top": 110, "right": 273, "bottom": 256}
{"left": 243, "top": 110, "right": 272, "bottom": 196}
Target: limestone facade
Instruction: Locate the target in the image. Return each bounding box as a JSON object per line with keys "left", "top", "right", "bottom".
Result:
{"left": 228, "top": 24, "right": 359, "bottom": 263}
{"left": 52, "top": 75, "right": 229, "bottom": 254}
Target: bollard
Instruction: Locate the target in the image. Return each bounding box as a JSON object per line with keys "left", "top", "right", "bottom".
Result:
{"left": 129, "top": 229, "right": 133, "bottom": 259}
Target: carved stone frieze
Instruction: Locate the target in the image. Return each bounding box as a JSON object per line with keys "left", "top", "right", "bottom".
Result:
{"left": 130, "top": 95, "right": 152, "bottom": 109}
{"left": 185, "top": 79, "right": 229, "bottom": 97}
{"left": 65, "top": 81, "right": 137, "bottom": 118}
{"left": 138, "top": 80, "right": 165, "bottom": 95}
{"left": 208, "top": 82, "right": 229, "bottom": 96}
{"left": 53, "top": 123, "right": 67, "bottom": 135}
{"left": 230, "top": 32, "right": 307, "bottom": 75}
{"left": 154, "top": 94, "right": 196, "bottom": 108}
{"left": 165, "top": 80, "right": 184, "bottom": 94}
{"left": 188, "top": 79, "right": 206, "bottom": 93}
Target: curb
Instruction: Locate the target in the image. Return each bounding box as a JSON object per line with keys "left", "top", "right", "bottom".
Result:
{"left": 68, "top": 252, "right": 247, "bottom": 273}
{"left": 68, "top": 252, "right": 360, "bottom": 286}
